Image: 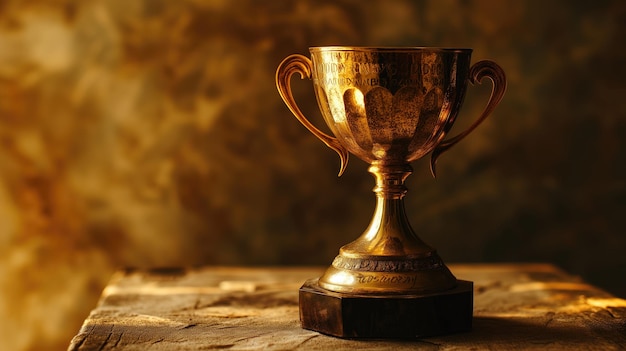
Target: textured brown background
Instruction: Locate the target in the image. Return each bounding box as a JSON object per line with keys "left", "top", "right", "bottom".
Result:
{"left": 0, "top": 0, "right": 625, "bottom": 350}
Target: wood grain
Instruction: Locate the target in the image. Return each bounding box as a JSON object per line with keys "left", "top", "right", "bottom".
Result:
{"left": 68, "top": 264, "right": 626, "bottom": 350}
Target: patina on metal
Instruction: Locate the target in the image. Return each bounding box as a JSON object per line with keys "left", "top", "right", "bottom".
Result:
{"left": 276, "top": 46, "right": 506, "bottom": 338}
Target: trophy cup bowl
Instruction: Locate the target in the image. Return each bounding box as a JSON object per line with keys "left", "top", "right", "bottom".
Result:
{"left": 276, "top": 47, "right": 506, "bottom": 338}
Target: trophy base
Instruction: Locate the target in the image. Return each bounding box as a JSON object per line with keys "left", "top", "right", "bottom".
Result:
{"left": 299, "top": 279, "right": 473, "bottom": 339}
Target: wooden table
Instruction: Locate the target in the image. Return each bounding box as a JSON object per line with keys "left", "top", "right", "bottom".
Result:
{"left": 68, "top": 264, "right": 626, "bottom": 350}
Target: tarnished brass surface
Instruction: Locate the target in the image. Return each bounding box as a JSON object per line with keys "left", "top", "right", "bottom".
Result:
{"left": 276, "top": 47, "right": 506, "bottom": 294}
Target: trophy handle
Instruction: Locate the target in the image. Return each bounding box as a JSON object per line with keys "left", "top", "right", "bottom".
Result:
{"left": 430, "top": 60, "right": 507, "bottom": 177}
{"left": 276, "top": 54, "right": 350, "bottom": 176}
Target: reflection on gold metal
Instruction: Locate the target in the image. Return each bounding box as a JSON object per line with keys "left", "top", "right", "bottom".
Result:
{"left": 276, "top": 47, "right": 506, "bottom": 295}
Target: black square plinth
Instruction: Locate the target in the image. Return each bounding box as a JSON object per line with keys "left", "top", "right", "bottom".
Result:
{"left": 299, "top": 279, "right": 473, "bottom": 339}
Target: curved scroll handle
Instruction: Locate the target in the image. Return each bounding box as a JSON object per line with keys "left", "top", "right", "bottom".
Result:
{"left": 276, "top": 54, "right": 349, "bottom": 176}
{"left": 430, "top": 60, "right": 507, "bottom": 177}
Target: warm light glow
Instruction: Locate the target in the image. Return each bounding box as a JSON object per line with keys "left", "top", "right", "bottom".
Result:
{"left": 587, "top": 297, "right": 626, "bottom": 308}
{"left": 352, "top": 88, "right": 365, "bottom": 108}
{"left": 509, "top": 282, "right": 598, "bottom": 293}
{"left": 327, "top": 270, "right": 356, "bottom": 286}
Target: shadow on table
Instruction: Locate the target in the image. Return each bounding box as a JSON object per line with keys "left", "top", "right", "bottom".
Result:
{"left": 433, "top": 315, "right": 625, "bottom": 346}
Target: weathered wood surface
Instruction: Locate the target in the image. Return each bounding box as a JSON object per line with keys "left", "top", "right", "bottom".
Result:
{"left": 68, "top": 264, "right": 626, "bottom": 350}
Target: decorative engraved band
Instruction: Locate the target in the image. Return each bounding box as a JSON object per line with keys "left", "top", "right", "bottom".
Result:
{"left": 331, "top": 255, "right": 445, "bottom": 273}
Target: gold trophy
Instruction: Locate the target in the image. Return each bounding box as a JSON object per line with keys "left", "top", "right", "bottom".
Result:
{"left": 276, "top": 47, "right": 506, "bottom": 338}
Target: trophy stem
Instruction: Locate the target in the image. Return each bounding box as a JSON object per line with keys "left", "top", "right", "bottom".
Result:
{"left": 359, "top": 162, "right": 433, "bottom": 255}
{"left": 318, "top": 161, "right": 458, "bottom": 294}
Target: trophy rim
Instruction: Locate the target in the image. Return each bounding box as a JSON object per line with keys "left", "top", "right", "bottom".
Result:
{"left": 309, "top": 46, "right": 472, "bottom": 53}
